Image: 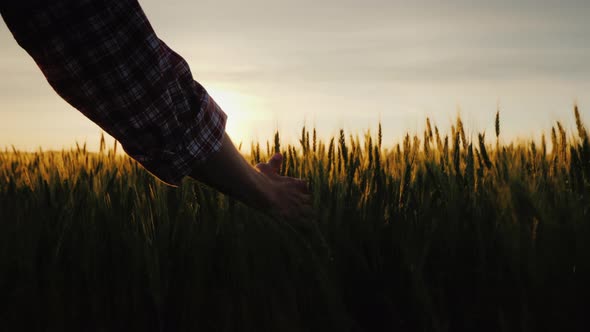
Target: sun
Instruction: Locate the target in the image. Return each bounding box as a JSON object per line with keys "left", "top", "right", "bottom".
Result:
{"left": 205, "top": 85, "right": 259, "bottom": 147}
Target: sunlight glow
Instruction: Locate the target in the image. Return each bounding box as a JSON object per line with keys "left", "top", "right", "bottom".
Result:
{"left": 205, "top": 85, "right": 265, "bottom": 149}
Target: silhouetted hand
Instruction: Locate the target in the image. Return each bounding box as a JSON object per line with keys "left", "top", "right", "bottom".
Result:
{"left": 255, "top": 153, "right": 314, "bottom": 224}
{"left": 190, "top": 133, "right": 314, "bottom": 226}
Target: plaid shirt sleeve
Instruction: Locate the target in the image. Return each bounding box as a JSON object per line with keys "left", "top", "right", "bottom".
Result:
{"left": 1, "top": 0, "right": 227, "bottom": 186}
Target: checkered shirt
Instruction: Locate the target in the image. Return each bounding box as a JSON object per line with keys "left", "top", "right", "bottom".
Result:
{"left": 2, "top": 0, "right": 227, "bottom": 186}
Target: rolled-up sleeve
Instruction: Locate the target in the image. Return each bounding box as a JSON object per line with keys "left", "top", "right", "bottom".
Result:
{"left": 1, "top": 0, "right": 227, "bottom": 186}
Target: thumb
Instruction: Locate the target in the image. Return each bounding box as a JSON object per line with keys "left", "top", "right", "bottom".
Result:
{"left": 268, "top": 153, "right": 282, "bottom": 173}
{"left": 255, "top": 162, "right": 276, "bottom": 175}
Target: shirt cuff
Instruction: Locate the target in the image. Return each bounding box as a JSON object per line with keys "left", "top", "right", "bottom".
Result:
{"left": 130, "top": 92, "right": 227, "bottom": 187}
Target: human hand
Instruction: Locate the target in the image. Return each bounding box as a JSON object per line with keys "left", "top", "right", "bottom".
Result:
{"left": 255, "top": 153, "right": 314, "bottom": 225}
{"left": 190, "top": 133, "right": 314, "bottom": 226}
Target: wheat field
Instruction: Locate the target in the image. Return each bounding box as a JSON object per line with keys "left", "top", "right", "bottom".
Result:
{"left": 1, "top": 107, "right": 589, "bottom": 332}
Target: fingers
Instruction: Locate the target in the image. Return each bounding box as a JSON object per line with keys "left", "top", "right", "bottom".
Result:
{"left": 282, "top": 177, "right": 309, "bottom": 193}
{"left": 254, "top": 161, "right": 315, "bottom": 227}
{"left": 255, "top": 153, "right": 282, "bottom": 175}
{"left": 268, "top": 153, "right": 282, "bottom": 173}
{"left": 295, "top": 179, "right": 309, "bottom": 193}
{"left": 285, "top": 194, "right": 314, "bottom": 222}
{"left": 255, "top": 162, "right": 274, "bottom": 175}
{"left": 256, "top": 155, "right": 310, "bottom": 194}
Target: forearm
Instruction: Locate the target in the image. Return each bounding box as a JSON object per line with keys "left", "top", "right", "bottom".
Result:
{"left": 190, "top": 132, "right": 270, "bottom": 209}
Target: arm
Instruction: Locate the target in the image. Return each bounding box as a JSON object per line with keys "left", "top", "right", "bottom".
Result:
{"left": 2, "top": 0, "right": 225, "bottom": 186}
{"left": 1, "top": 1, "right": 312, "bottom": 221}
{"left": 191, "top": 132, "right": 312, "bottom": 221}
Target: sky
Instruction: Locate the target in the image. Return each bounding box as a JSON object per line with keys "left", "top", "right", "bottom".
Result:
{"left": 1, "top": 0, "right": 589, "bottom": 152}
